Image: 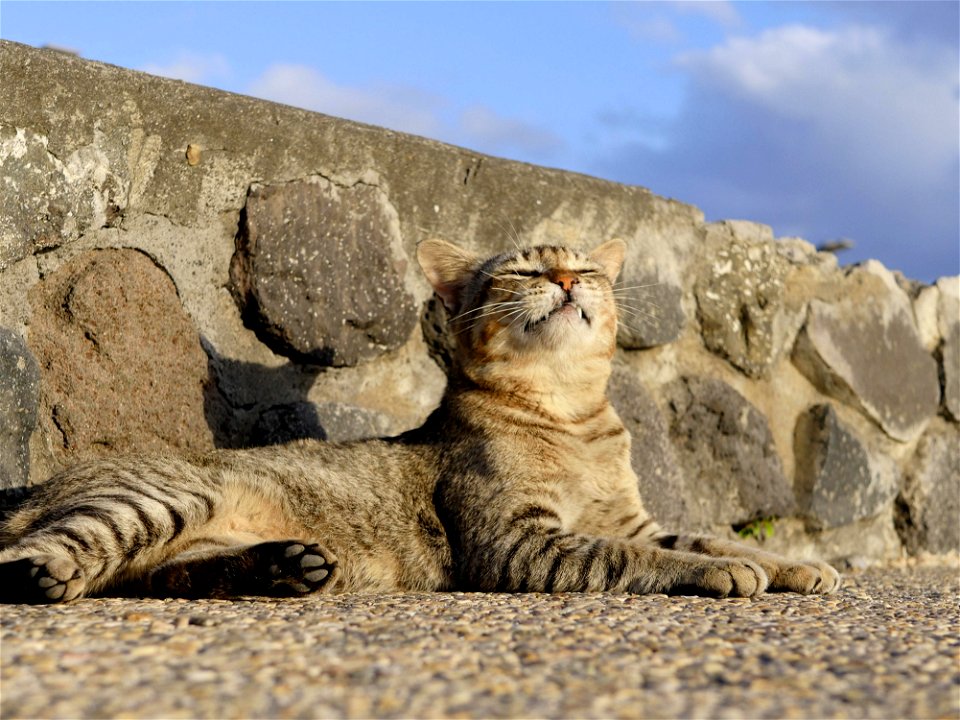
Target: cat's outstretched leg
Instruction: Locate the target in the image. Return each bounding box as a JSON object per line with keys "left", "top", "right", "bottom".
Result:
{"left": 144, "top": 539, "right": 340, "bottom": 599}
{"left": 656, "top": 533, "right": 841, "bottom": 594}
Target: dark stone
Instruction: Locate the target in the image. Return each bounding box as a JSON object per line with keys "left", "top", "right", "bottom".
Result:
{"left": 615, "top": 267, "right": 684, "bottom": 349}
{"left": 250, "top": 402, "right": 327, "bottom": 446}
{"left": 0, "top": 328, "right": 40, "bottom": 487}
{"left": 793, "top": 297, "right": 939, "bottom": 442}
{"left": 662, "top": 376, "right": 795, "bottom": 527}
{"left": 27, "top": 249, "right": 216, "bottom": 464}
{"left": 231, "top": 178, "right": 418, "bottom": 367}
{"left": 794, "top": 404, "right": 899, "bottom": 530}
{"left": 895, "top": 421, "right": 960, "bottom": 554}
{"left": 607, "top": 365, "right": 689, "bottom": 530}
{"left": 941, "top": 322, "right": 959, "bottom": 422}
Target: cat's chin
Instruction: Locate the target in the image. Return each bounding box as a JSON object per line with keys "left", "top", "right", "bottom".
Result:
{"left": 523, "top": 301, "right": 589, "bottom": 334}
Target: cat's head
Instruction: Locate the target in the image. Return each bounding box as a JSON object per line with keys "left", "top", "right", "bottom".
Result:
{"left": 417, "top": 239, "right": 625, "bottom": 385}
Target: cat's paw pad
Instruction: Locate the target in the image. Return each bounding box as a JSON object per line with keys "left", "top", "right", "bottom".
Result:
{"left": 678, "top": 558, "right": 768, "bottom": 598}
{"left": 770, "top": 561, "right": 842, "bottom": 594}
{"left": 0, "top": 554, "right": 85, "bottom": 604}
{"left": 266, "top": 541, "right": 339, "bottom": 595}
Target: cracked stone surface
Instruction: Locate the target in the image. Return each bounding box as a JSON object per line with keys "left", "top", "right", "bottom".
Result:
{"left": 0, "top": 328, "right": 40, "bottom": 487}
{"left": 662, "top": 376, "right": 796, "bottom": 529}
{"left": 607, "top": 365, "right": 689, "bottom": 530}
{"left": 895, "top": 420, "right": 960, "bottom": 554}
{"left": 26, "top": 249, "right": 216, "bottom": 464}
{"left": 231, "top": 178, "right": 419, "bottom": 367}
{"left": 695, "top": 222, "right": 802, "bottom": 378}
{"left": 793, "top": 404, "right": 899, "bottom": 530}
{"left": 792, "top": 280, "right": 940, "bottom": 442}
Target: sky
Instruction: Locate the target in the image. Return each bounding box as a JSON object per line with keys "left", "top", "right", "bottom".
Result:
{"left": 1, "top": 1, "right": 957, "bottom": 283}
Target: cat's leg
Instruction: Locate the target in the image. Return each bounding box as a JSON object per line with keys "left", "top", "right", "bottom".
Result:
{"left": 655, "top": 533, "right": 841, "bottom": 594}
{"left": 143, "top": 539, "right": 340, "bottom": 599}
{"left": 0, "top": 458, "right": 225, "bottom": 603}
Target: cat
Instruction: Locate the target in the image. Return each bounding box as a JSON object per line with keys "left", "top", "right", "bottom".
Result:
{"left": 0, "top": 238, "right": 840, "bottom": 603}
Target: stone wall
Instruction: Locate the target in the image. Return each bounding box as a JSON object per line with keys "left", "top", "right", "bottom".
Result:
{"left": 1, "top": 41, "right": 956, "bottom": 565}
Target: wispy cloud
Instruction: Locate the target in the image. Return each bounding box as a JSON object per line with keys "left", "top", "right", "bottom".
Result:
{"left": 140, "top": 51, "right": 231, "bottom": 84}
{"left": 248, "top": 64, "right": 444, "bottom": 138}
{"left": 247, "top": 64, "right": 563, "bottom": 160}
{"left": 594, "top": 21, "right": 959, "bottom": 280}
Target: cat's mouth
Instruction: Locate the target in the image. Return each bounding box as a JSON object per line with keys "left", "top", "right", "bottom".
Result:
{"left": 524, "top": 300, "right": 589, "bottom": 332}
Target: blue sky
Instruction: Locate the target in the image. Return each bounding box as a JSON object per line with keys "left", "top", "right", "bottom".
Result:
{"left": 2, "top": 1, "right": 957, "bottom": 282}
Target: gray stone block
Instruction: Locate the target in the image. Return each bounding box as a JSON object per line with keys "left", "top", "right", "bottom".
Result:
{"left": 607, "top": 365, "right": 689, "bottom": 530}
{"left": 662, "top": 375, "right": 795, "bottom": 528}
{"left": 794, "top": 404, "right": 900, "bottom": 530}
{"left": 0, "top": 328, "right": 40, "bottom": 487}
{"left": 231, "top": 178, "right": 418, "bottom": 367}
{"left": 615, "top": 264, "right": 684, "bottom": 349}
{"left": 895, "top": 420, "right": 960, "bottom": 554}
{"left": 793, "top": 296, "right": 939, "bottom": 442}
{"left": 695, "top": 225, "right": 800, "bottom": 378}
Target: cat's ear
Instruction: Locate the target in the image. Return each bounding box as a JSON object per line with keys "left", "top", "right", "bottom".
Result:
{"left": 590, "top": 239, "right": 627, "bottom": 281}
{"left": 417, "top": 239, "right": 480, "bottom": 311}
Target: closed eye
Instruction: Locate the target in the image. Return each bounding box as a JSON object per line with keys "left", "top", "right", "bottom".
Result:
{"left": 502, "top": 269, "right": 542, "bottom": 278}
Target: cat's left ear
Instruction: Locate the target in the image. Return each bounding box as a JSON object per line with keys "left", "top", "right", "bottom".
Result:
{"left": 590, "top": 239, "right": 627, "bottom": 281}
{"left": 417, "top": 238, "right": 480, "bottom": 312}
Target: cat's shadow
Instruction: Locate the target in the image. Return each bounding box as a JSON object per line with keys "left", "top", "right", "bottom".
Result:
{"left": 201, "top": 338, "right": 327, "bottom": 449}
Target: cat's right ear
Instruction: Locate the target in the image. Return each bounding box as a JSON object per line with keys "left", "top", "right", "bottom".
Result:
{"left": 417, "top": 239, "right": 480, "bottom": 312}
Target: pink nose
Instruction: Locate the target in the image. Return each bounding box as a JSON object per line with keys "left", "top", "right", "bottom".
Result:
{"left": 551, "top": 273, "right": 578, "bottom": 292}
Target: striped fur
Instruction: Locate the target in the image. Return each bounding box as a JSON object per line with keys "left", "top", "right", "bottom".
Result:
{"left": 0, "top": 239, "right": 839, "bottom": 603}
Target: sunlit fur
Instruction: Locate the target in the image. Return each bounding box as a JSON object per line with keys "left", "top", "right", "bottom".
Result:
{"left": 0, "top": 239, "right": 840, "bottom": 603}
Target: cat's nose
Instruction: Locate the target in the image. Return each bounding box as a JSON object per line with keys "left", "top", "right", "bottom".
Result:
{"left": 551, "top": 273, "right": 579, "bottom": 292}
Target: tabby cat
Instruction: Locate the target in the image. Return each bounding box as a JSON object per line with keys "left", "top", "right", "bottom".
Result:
{"left": 0, "top": 238, "right": 840, "bottom": 603}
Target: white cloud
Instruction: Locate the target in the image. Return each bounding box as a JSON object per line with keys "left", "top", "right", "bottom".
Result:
{"left": 248, "top": 64, "right": 444, "bottom": 138}
{"left": 459, "top": 105, "right": 564, "bottom": 157}
{"left": 669, "top": 0, "right": 741, "bottom": 28}
{"left": 140, "top": 52, "right": 231, "bottom": 84}
{"left": 594, "top": 21, "right": 959, "bottom": 280}
{"left": 247, "top": 64, "right": 563, "bottom": 160}
{"left": 677, "top": 24, "right": 958, "bottom": 189}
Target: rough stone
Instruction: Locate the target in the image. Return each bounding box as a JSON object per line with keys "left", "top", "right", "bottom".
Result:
{"left": 895, "top": 420, "right": 960, "bottom": 554}
{"left": 26, "top": 249, "right": 216, "bottom": 464}
{"left": 607, "top": 365, "right": 689, "bottom": 530}
{"left": 695, "top": 222, "right": 801, "bottom": 378}
{"left": 793, "top": 404, "right": 899, "bottom": 530}
{"left": 661, "top": 375, "right": 795, "bottom": 528}
{"left": 0, "top": 328, "right": 40, "bottom": 487}
{"left": 615, "top": 256, "right": 684, "bottom": 349}
{"left": 935, "top": 277, "right": 959, "bottom": 421}
{"left": 0, "top": 126, "right": 125, "bottom": 271}
{"left": 231, "top": 178, "right": 418, "bottom": 367}
{"left": 792, "top": 265, "right": 940, "bottom": 442}
{"left": 248, "top": 400, "right": 394, "bottom": 447}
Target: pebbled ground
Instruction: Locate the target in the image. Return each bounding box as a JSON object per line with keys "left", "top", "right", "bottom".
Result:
{"left": 1, "top": 562, "right": 958, "bottom": 719}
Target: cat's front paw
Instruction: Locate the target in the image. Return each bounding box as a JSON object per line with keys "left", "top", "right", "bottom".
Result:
{"left": 265, "top": 541, "right": 339, "bottom": 596}
{"left": 673, "top": 558, "right": 769, "bottom": 598}
{"left": 0, "top": 554, "right": 86, "bottom": 604}
{"left": 768, "top": 560, "right": 841, "bottom": 594}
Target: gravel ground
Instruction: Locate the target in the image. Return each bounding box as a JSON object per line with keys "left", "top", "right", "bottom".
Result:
{"left": 2, "top": 562, "right": 957, "bottom": 720}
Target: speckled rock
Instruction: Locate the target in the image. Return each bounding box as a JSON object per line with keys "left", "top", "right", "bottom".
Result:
{"left": 0, "top": 328, "right": 39, "bottom": 487}
{"left": 935, "top": 277, "right": 960, "bottom": 421}
{"left": 26, "top": 248, "right": 216, "bottom": 464}
{"left": 794, "top": 404, "right": 899, "bottom": 530}
{"left": 615, "top": 258, "right": 684, "bottom": 349}
{"left": 895, "top": 420, "right": 960, "bottom": 554}
{"left": 695, "top": 222, "right": 802, "bottom": 378}
{"left": 0, "top": 126, "right": 125, "bottom": 271}
{"left": 231, "top": 178, "right": 418, "bottom": 367}
{"left": 662, "top": 375, "right": 795, "bottom": 528}
{"left": 607, "top": 365, "right": 689, "bottom": 530}
{"left": 792, "top": 263, "right": 940, "bottom": 442}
